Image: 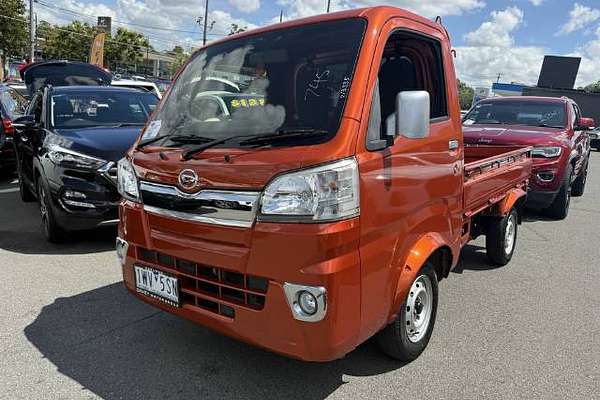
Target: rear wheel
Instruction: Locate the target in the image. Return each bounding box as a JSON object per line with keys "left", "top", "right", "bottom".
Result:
{"left": 546, "top": 165, "right": 573, "bottom": 220}
{"left": 486, "top": 208, "right": 518, "bottom": 266}
{"left": 571, "top": 162, "right": 588, "bottom": 197}
{"left": 37, "top": 178, "right": 64, "bottom": 243}
{"left": 377, "top": 262, "right": 438, "bottom": 362}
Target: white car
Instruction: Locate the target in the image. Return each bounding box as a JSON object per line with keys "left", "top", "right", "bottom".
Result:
{"left": 111, "top": 79, "right": 162, "bottom": 99}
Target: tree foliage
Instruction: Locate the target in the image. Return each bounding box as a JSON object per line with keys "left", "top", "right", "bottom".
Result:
{"left": 457, "top": 79, "right": 475, "bottom": 110}
{"left": 169, "top": 45, "right": 190, "bottom": 76}
{"left": 0, "top": 0, "right": 28, "bottom": 60}
{"left": 583, "top": 81, "right": 600, "bottom": 93}
{"left": 228, "top": 24, "right": 247, "bottom": 35}
{"left": 37, "top": 21, "right": 150, "bottom": 68}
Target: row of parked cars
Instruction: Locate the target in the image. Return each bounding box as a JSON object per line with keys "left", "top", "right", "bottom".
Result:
{"left": 0, "top": 61, "right": 160, "bottom": 241}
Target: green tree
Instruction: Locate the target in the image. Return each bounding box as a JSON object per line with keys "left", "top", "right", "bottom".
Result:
{"left": 457, "top": 79, "right": 475, "bottom": 110}
{"left": 228, "top": 23, "right": 247, "bottom": 35}
{"left": 583, "top": 80, "right": 600, "bottom": 93}
{"left": 169, "top": 45, "right": 190, "bottom": 76}
{"left": 38, "top": 20, "right": 96, "bottom": 61}
{"left": 105, "top": 27, "right": 151, "bottom": 69}
{"left": 0, "top": 0, "right": 28, "bottom": 61}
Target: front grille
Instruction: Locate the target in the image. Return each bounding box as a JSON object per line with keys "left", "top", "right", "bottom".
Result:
{"left": 136, "top": 247, "right": 268, "bottom": 318}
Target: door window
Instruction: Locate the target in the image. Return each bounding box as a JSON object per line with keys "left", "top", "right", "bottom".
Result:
{"left": 367, "top": 30, "right": 447, "bottom": 148}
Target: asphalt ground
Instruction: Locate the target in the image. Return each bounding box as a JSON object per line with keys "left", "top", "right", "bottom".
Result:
{"left": 0, "top": 153, "right": 599, "bottom": 400}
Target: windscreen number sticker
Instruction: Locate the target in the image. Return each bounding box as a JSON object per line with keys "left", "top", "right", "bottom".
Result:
{"left": 231, "top": 98, "right": 265, "bottom": 108}
{"left": 142, "top": 120, "right": 162, "bottom": 140}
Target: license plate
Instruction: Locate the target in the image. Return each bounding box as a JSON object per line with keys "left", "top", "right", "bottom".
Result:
{"left": 134, "top": 265, "right": 179, "bottom": 306}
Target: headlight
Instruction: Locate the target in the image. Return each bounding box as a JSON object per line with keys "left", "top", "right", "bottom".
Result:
{"left": 260, "top": 158, "right": 360, "bottom": 222}
{"left": 117, "top": 158, "right": 140, "bottom": 202}
{"left": 47, "top": 144, "right": 107, "bottom": 170}
{"left": 531, "top": 146, "right": 562, "bottom": 158}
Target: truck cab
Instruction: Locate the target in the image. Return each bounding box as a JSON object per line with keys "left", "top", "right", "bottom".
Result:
{"left": 116, "top": 7, "right": 532, "bottom": 362}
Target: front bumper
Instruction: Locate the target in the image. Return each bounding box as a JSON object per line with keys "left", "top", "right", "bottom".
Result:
{"left": 118, "top": 201, "right": 362, "bottom": 362}
{"left": 47, "top": 167, "right": 120, "bottom": 230}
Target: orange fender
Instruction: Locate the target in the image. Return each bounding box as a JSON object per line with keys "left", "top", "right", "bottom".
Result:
{"left": 493, "top": 187, "right": 527, "bottom": 217}
{"left": 389, "top": 233, "right": 452, "bottom": 321}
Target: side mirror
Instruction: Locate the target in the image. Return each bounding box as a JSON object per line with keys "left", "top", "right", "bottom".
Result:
{"left": 12, "top": 115, "right": 35, "bottom": 129}
{"left": 395, "top": 91, "right": 430, "bottom": 139}
{"left": 578, "top": 117, "right": 594, "bottom": 130}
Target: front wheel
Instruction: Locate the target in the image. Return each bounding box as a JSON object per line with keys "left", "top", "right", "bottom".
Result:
{"left": 546, "top": 166, "right": 573, "bottom": 220}
{"left": 485, "top": 208, "right": 518, "bottom": 266}
{"left": 377, "top": 262, "right": 438, "bottom": 362}
{"left": 17, "top": 166, "right": 35, "bottom": 202}
{"left": 571, "top": 162, "right": 588, "bottom": 197}
{"left": 37, "top": 178, "right": 64, "bottom": 243}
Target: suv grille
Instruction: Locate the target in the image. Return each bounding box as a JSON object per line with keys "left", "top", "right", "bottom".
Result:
{"left": 136, "top": 247, "right": 268, "bottom": 318}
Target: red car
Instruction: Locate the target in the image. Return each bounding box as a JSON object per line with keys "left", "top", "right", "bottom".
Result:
{"left": 463, "top": 96, "right": 592, "bottom": 219}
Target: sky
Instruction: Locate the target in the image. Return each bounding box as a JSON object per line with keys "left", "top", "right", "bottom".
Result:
{"left": 32, "top": 0, "right": 600, "bottom": 88}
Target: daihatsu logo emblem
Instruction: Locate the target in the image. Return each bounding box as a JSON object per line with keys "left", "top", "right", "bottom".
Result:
{"left": 178, "top": 169, "right": 198, "bottom": 190}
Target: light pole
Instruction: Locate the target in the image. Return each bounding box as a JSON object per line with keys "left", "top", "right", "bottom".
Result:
{"left": 202, "top": 0, "right": 209, "bottom": 46}
{"left": 29, "top": 0, "right": 35, "bottom": 60}
{"left": 326, "top": 0, "right": 331, "bottom": 13}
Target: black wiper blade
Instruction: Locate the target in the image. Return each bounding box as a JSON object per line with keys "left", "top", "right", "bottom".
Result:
{"left": 239, "top": 129, "right": 328, "bottom": 145}
{"left": 108, "top": 123, "right": 145, "bottom": 128}
{"left": 181, "top": 129, "right": 328, "bottom": 160}
{"left": 536, "top": 124, "right": 563, "bottom": 129}
{"left": 137, "top": 134, "right": 213, "bottom": 149}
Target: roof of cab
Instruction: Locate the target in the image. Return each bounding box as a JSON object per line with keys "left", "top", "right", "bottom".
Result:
{"left": 197, "top": 6, "right": 447, "bottom": 51}
{"left": 51, "top": 85, "right": 153, "bottom": 94}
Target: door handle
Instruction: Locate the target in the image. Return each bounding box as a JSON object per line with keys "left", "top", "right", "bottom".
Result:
{"left": 449, "top": 139, "right": 459, "bottom": 151}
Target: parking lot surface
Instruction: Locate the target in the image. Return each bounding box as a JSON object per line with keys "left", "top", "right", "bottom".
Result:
{"left": 1, "top": 154, "right": 599, "bottom": 400}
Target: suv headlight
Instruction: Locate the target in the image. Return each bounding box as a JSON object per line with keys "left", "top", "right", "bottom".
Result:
{"left": 260, "top": 158, "right": 360, "bottom": 222}
{"left": 47, "top": 144, "right": 107, "bottom": 170}
{"left": 117, "top": 158, "right": 140, "bottom": 202}
{"left": 531, "top": 146, "right": 562, "bottom": 158}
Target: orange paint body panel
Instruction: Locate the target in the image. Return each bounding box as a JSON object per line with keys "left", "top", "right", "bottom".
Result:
{"left": 118, "top": 6, "right": 533, "bottom": 361}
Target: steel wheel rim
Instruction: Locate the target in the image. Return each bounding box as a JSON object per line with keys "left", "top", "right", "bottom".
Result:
{"left": 504, "top": 213, "right": 516, "bottom": 255}
{"left": 405, "top": 274, "right": 433, "bottom": 343}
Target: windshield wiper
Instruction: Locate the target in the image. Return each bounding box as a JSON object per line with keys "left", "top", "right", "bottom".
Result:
{"left": 104, "top": 123, "right": 145, "bottom": 128}
{"left": 137, "top": 134, "right": 213, "bottom": 149}
{"left": 536, "top": 124, "right": 564, "bottom": 129}
{"left": 181, "top": 128, "right": 328, "bottom": 160}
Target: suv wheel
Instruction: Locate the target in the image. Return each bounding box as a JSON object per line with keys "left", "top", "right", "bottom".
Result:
{"left": 377, "top": 262, "right": 438, "bottom": 362}
{"left": 546, "top": 165, "right": 573, "bottom": 220}
{"left": 37, "top": 178, "right": 64, "bottom": 243}
{"left": 18, "top": 165, "right": 35, "bottom": 202}
{"left": 571, "top": 162, "right": 588, "bottom": 197}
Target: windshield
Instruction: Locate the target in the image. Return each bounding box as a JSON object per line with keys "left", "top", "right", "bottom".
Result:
{"left": 148, "top": 18, "right": 366, "bottom": 146}
{"left": 0, "top": 88, "right": 27, "bottom": 120}
{"left": 51, "top": 91, "right": 158, "bottom": 129}
{"left": 464, "top": 100, "right": 567, "bottom": 128}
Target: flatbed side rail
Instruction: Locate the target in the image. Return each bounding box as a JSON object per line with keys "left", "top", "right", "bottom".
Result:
{"left": 464, "top": 146, "right": 533, "bottom": 182}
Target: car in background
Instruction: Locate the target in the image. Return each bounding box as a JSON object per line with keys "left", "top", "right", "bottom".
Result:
{"left": 112, "top": 78, "right": 162, "bottom": 98}
{"left": 151, "top": 78, "right": 172, "bottom": 95}
{"left": 589, "top": 127, "right": 600, "bottom": 151}
{"left": 0, "top": 84, "right": 27, "bottom": 171}
{"left": 13, "top": 61, "right": 158, "bottom": 242}
{"left": 463, "top": 96, "right": 592, "bottom": 219}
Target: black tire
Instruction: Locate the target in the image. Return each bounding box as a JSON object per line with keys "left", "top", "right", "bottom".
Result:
{"left": 485, "top": 208, "right": 518, "bottom": 266}
{"left": 377, "top": 262, "right": 438, "bottom": 362}
{"left": 37, "top": 178, "right": 64, "bottom": 243}
{"left": 17, "top": 165, "right": 35, "bottom": 202}
{"left": 571, "top": 162, "right": 588, "bottom": 197}
{"left": 546, "top": 165, "right": 573, "bottom": 220}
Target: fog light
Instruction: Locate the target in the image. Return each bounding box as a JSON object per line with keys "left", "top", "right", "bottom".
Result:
{"left": 537, "top": 171, "right": 555, "bottom": 182}
{"left": 298, "top": 291, "right": 317, "bottom": 315}
{"left": 283, "top": 283, "right": 327, "bottom": 322}
{"left": 116, "top": 237, "right": 129, "bottom": 266}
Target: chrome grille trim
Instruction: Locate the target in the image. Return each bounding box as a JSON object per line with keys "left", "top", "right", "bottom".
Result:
{"left": 139, "top": 181, "right": 259, "bottom": 228}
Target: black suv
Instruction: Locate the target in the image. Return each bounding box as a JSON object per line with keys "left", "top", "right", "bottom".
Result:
{"left": 13, "top": 61, "right": 158, "bottom": 242}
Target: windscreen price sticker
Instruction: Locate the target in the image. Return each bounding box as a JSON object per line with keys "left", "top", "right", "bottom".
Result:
{"left": 231, "top": 98, "right": 265, "bottom": 108}
{"left": 142, "top": 120, "right": 162, "bottom": 140}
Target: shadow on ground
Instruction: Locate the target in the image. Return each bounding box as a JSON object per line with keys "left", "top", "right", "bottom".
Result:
{"left": 0, "top": 182, "right": 115, "bottom": 255}
{"left": 25, "top": 283, "right": 404, "bottom": 400}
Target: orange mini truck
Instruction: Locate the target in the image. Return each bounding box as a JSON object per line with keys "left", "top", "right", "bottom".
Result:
{"left": 116, "top": 6, "right": 532, "bottom": 362}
